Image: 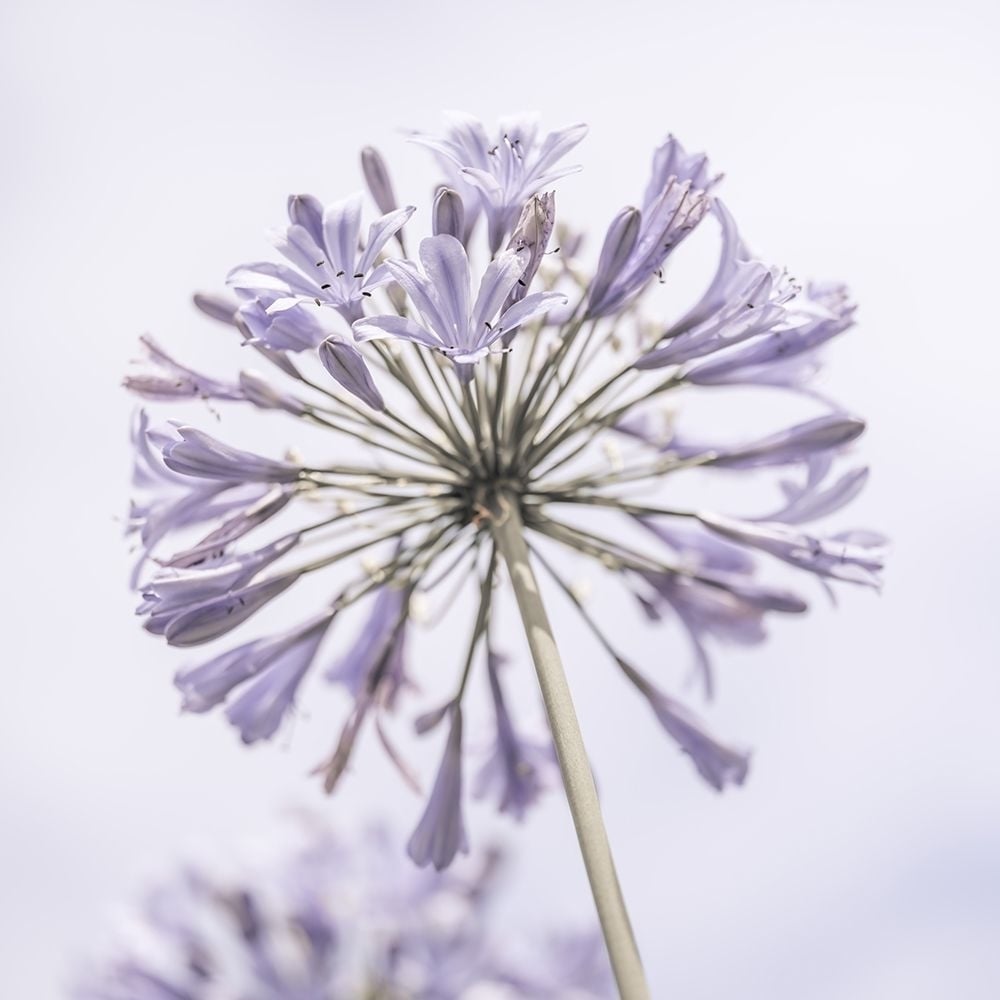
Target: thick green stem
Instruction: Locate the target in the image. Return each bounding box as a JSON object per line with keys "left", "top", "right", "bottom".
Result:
{"left": 492, "top": 499, "right": 649, "bottom": 1000}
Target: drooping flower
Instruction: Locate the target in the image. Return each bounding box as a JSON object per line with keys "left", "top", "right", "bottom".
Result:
{"left": 474, "top": 650, "right": 558, "bottom": 820}
{"left": 72, "top": 822, "right": 613, "bottom": 999}
{"left": 407, "top": 705, "right": 468, "bottom": 870}
{"left": 125, "top": 112, "right": 883, "bottom": 870}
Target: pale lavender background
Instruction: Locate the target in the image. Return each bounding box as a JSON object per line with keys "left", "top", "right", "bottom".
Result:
{"left": 2, "top": 0, "right": 999, "bottom": 996}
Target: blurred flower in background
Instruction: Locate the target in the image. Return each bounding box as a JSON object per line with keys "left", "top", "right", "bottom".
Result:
{"left": 125, "top": 111, "right": 884, "bottom": 871}
{"left": 72, "top": 819, "right": 611, "bottom": 999}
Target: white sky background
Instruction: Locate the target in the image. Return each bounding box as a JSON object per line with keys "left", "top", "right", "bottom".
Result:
{"left": 2, "top": 0, "right": 999, "bottom": 996}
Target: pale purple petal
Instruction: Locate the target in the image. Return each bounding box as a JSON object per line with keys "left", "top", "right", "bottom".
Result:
{"left": 224, "top": 617, "right": 330, "bottom": 743}
{"left": 352, "top": 314, "right": 443, "bottom": 350}
{"left": 618, "top": 658, "right": 749, "bottom": 791}
{"left": 408, "top": 707, "right": 468, "bottom": 871}
{"left": 161, "top": 426, "right": 301, "bottom": 483}
{"left": 163, "top": 571, "right": 301, "bottom": 647}
{"left": 418, "top": 235, "right": 471, "bottom": 344}
{"left": 318, "top": 338, "right": 385, "bottom": 410}
{"left": 357, "top": 205, "right": 416, "bottom": 274}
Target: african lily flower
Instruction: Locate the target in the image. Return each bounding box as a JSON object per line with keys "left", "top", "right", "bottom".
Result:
{"left": 72, "top": 822, "right": 612, "bottom": 1000}
{"left": 125, "top": 111, "right": 884, "bottom": 997}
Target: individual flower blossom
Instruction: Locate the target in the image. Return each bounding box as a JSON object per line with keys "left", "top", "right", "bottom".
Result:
{"left": 353, "top": 233, "right": 566, "bottom": 369}
{"left": 72, "top": 822, "right": 613, "bottom": 999}
{"left": 125, "top": 113, "right": 883, "bottom": 889}
{"left": 757, "top": 453, "right": 870, "bottom": 524}
{"left": 616, "top": 657, "right": 750, "bottom": 791}
{"left": 587, "top": 135, "right": 716, "bottom": 317}
{"left": 407, "top": 705, "right": 468, "bottom": 870}
{"left": 410, "top": 111, "right": 587, "bottom": 252}
{"left": 227, "top": 192, "right": 415, "bottom": 406}
{"left": 629, "top": 413, "right": 867, "bottom": 469}
{"left": 123, "top": 334, "right": 245, "bottom": 403}
{"left": 684, "top": 280, "right": 857, "bottom": 389}
{"left": 698, "top": 513, "right": 887, "bottom": 589}
{"left": 635, "top": 200, "right": 800, "bottom": 370}
{"left": 474, "top": 650, "right": 558, "bottom": 820}
{"left": 627, "top": 521, "right": 807, "bottom": 699}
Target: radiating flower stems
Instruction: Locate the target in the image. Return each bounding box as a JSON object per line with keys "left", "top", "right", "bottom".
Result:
{"left": 491, "top": 497, "right": 650, "bottom": 1000}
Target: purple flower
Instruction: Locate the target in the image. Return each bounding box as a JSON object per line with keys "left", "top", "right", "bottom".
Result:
{"left": 636, "top": 200, "right": 799, "bottom": 369}
{"left": 126, "top": 111, "right": 883, "bottom": 868}
{"left": 699, "top": 512, "right": 887, "bottom": 588}
{"left": 226, "top": 192, "right": 416, "bottom": 408}
{"left": 758, "top": 454, "right": 870, "bottom": 524}
{"left": 139, "top": 534, "right": 299, "bottom": 631}
{"left": 617, "top": 657, "right": 749, "bottom": 790}
{"left": 432, "top": 185, "right": 466, "bottom": 239}
{"left": 410, "top": 111, "right": 586, "bottom": 252}
{"left": 474, "top": 650, "right": 557, "bottom": 820}
{"left": 685, "top": 281, "right": 857, "bottom": 388}
{"left": 176, "top": 613, "right": 331, "bottom": 728}
{"left": 633, "top": 521, "right": 807, "bottom": 699}
{"left": 160, "top": 425, "right": 302, "bottom": 483}
{"left": 127, "top": 411, "right": 274, "bottom": 585}
{"left": 149, "top": 569, "right": 302, "bottom": 648}
{"left": 326, "top": 584, "right": 410, "bottom": 709}
{"left": 224, "top": 615, "right": 331, "bottom": 743}
{"left": 229, "top": 192, "right": 414, "bottom": 328}
{"left": 587, "top": 135, "right": 715, "bottom": 317}
{"left": 407, "top": 706, "right": 468, "bottom": 870}
{"left": 123, "top": 335, "right": 244, "bottom": 402}
{"left": 353, "top": 234, "right": 565, "bottom": 366}
{"left": 73, "top": 822, "right": 612, "bottom": 999}
{"left": 655, "top": 413, "right": 866, "bottom": 469}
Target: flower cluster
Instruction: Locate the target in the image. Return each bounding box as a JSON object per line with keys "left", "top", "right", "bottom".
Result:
{"left": 126, "top": 112, "right": 884, "bottom": 871}
{"left": 73, "top": 822, "right": 612, "bottom": 999}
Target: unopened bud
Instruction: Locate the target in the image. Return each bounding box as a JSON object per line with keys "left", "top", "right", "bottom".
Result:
{"left": 588, "top": 206, "right": 641, "bottom": 316}
{"left": 360, "top": 146, "right": 398, "bottom": 216}
{"left": 433, "top": 187, "right": 466, "bottom": 240}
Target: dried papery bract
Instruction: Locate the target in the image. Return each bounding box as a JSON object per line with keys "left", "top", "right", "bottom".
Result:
{"left": 126, "top": 111, "right": 884, "bottom": 998}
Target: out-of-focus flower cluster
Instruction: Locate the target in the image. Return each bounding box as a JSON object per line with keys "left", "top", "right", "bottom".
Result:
{"left": 73, "top": 821, "right": 612, "bottom": 999}
{"left": 126, "top": 111, "right": 884, "bottom": 870}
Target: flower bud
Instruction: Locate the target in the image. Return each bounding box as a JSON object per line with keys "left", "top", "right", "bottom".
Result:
{"left": 432, "top": 187, "right": 465, "bottom": 240}
{"left": 360, "top": 146, "right": 398, "bottom": 216}
{"left": 588, "top": 206, "right": 640, "bottom": 315}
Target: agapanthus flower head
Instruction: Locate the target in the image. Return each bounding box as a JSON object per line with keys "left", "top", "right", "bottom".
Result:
{"left": 73, "top": 821, "right": 612, "bottom": 999}
{"left": 126, "top": 112, "right": 883, "bottom": 870}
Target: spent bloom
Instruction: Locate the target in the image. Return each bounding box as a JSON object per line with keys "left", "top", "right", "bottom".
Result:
{"left": 125, "top": 111, "right": 884, "bottom": 870}
{"left": 73, "top": 821, "right": 612, "bottom": 999}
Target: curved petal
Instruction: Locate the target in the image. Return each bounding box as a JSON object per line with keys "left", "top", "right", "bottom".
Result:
{"left": 358, "top": 205, "right": 416, "bottom": 274}
{"left": 321, "top": 193, "right": 364, "bottom": 273}
{"left": 352, "top": 314, "right": 443, "bottom": 350}
{"left": 532, "top": 122, "right": 588, "bottom": 175}
{"left": 286, "top": 193, "right": 325, "bottom": 246}
{"left": 383, "top": 258, "right": 453, "bottom": 340}
{"left": 318, "top": 338, "right": 385, "bottom": 410}
{"left": 227, "top": 262, "right": 315, "bottom": 298}
{"left": 418, "top": 235, "right": 471, "bottom": 343}
{"left": 496, "top": 291, "right": 567, "bottom": 340}
{"left": 472, "top": 248, "right": 527, "bottom": 334}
